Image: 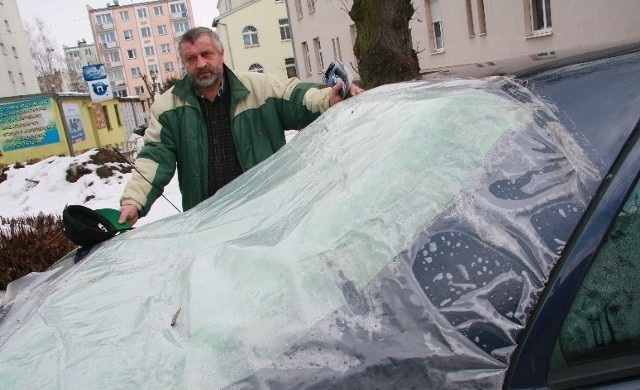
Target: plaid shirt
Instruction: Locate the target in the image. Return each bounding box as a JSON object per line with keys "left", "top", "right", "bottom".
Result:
{"left": 196, "top": 74, "right": 244, "bottom": 197}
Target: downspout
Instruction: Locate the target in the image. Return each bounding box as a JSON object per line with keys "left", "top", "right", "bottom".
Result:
{"left": 284, "top": 1, "right": 301, "bottom": 79}
{"left": 212, "top": 17, "right": 235, "bottom": 69}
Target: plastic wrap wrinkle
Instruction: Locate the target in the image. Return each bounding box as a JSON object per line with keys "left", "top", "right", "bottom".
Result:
{"left": 0, "top": 78, "right": 596, "bottom": 389}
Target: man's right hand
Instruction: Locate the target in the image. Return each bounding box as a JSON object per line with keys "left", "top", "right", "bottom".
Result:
{"left": 118, "top": 204, "right": 139, "bottom": 226}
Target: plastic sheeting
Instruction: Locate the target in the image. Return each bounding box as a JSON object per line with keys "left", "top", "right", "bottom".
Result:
{"left": 0, "top": 78, "right": 598, "bottom": 389}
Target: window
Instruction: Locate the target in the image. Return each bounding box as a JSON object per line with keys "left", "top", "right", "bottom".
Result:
{"left": 127, "top": 49, "right": 137, "bottom": 59}
{"left": 248, "top": 63, "right": 264, "bottom": 73}
{"left": 107, "top": 51, "right": 121, "bottom": 64}
{"left": 174, "top": 21, "right": 189, "bottom": 34}
{"left": 132, "top": 67, "right": 141, "bottom": 77}
{"left": 120, "top": 11, "right": 129, "bottom": 21}
{"left": 161, "top": 43, "right": 170, "bottom": 54}
{"left": 19, "top": 72, "right": 24, "bottom": 84}
{"left": 84, "top": 48, "right": 92, "bottom": 56}
{"left": 332, "top": 37, "right": 342, "bottom": 61}
{"left": 109, "top": 69, "right": 124, "bottom": 82}
{"left": 134, "top": 86, "right": 145, "bottom": 95}
{"left": 114, "top": 104, "right": 122, "bottom": 126}
{"left": 242, "top": 26, "right": 259, "bottom": 47}
{"left": 164, "top": 61, "right": 174, "bottom": 72}
{"left": 170, "top": 3, "right": 186, "bottom": 15}
{"left": 294, "top": 0, "right": 303, "bottom": 18}
{"left": 144, "top": 46, "right": 155, "bottom": 57}
{"left": 141, "top": 27, "right": 151, "bottom": 38}
{"left": 137, "top": 8, "right": 148, "bottom": 19}
{"left": 279, "top": 18, "right": 291, "bottom": 40}
{"left": 301, "top": 41, "right": 311, "bottom": 75}
{"left": 307, "top": 0, "right": 315, "bottom": 13}
{"left": 153, "top": 5, "right": 164, "bottom": 16}
{"left": 465, "top": 0, "right": 475, "bottom": 36}
{"left": 157, "top": 25, "right": 167, "bottom": 35}
{"left": 530, "top": 0, "right": 552, "bottom": 34}
{"left": 99, "top": 105, "right": 112, "bottom": 130}
{"left": 96, "top": 13, "right": 113, "bottom": 25}
{"left": 4, "top": 20, "right": 9, "bottom": 32}
{"left": 11, "top": 46, "right": 17, "bottom": 58}
{"left": 285, "top": 57, "right": 296, "bottom": 78}
{"left": 477, "top": 0, "right": 487, "bottom": 34}
{"left": 548, "top": 179, "right": 640, "bottom": 387}
{"left": 148, "top": 64, "right": 158, "bottom": 75}
{"left": 0, "top": 43, "right": 5, "bottom": 55}
{"left": 313, "top": 37, "right": 324, "bottom": 73}
{"left": 100, "top": 31, "right": 117, "bottom": 49}
{"left": 428, "top": 0, "right": 444, "bottom": 52}
{"left": 124, "top": 30, "right": 134, "bottom": 40}
{"left": 8, "top": 71, "right": 14, "bottom": 83}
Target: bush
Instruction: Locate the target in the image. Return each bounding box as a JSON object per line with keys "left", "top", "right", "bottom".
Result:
{"left": 0, "top": 214, "right": 76, "bottom": 291}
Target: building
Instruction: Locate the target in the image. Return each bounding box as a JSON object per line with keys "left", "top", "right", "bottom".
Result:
{"left": 64, "top": 40, "right": 100, "bottom": 93}
{"left": 0, "top": 93, "right": 138, "bottom": 164}
{"left": 87, "top": 0, "right": 195, "bottom": 98}
{"left": 0, "top": 0, "right": 40, "bottom": 98}
{"left": 213, "top": 0, "right": 296, "bottom": 79}
{"left": 285, "top": 0, "right": 359, "bottom": 84}
{"left": 286, "top": 0, "right": 640, "bottom": 82}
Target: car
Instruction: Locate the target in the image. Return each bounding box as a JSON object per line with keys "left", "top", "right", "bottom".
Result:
{"left": 0, "top": 47, "right": 639, "bottom": 389}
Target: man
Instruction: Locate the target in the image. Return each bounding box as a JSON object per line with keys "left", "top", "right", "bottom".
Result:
{"left": 118, "top": 27, "right": 363, "bottom": 225}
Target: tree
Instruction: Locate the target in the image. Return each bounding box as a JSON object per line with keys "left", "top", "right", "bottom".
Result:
{"left": 349, "top": 0, "right": 420, "bottom": 89}
{"left": 159, "top": 76, "right": 181, "bottom": 94}
{"left": 25, "top": 18, "right": 66, "bottom": 93}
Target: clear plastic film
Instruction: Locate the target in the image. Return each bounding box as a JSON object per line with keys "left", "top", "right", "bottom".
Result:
{"left": 0, "top": 78, "right": 598, "bottom": 389}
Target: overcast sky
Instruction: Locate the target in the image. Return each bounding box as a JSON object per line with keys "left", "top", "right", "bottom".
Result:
{"left": 16, "top": 0, "right": 219, "bottom": 50}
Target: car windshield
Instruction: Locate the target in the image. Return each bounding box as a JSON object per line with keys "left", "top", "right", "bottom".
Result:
{"left": 0, "top": 78, "right": 599, "bottom": 388}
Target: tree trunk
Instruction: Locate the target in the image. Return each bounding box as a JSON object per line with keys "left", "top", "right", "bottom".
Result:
{"left": 349, "top": 0, "right": 420, "bottom": 90}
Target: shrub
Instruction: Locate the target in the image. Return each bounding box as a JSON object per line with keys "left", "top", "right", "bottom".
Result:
{"left": 0, "top": 214, "right": 76, "bottom": 291}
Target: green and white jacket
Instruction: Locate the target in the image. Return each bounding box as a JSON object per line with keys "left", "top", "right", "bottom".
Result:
{"left": 121, "top": 65, "right": 331, "bottom": 216}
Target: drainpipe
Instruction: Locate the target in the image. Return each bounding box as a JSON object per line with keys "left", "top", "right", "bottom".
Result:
{"left": 212, "top": 17, "right": 235, "bottom": 69}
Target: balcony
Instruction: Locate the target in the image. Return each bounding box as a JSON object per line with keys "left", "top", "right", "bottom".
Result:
{"left": 170, "top": 11, "right": 188, "bottom": 20}
{"left": 97, "top": 22, "right": 114, "bottom": 31}
{"left": 107, "top": 60, "right": 123, "bottom": 68}
{"left": 100, "top": 42, "right": 118, "bottom": 50}
{"left": 110, "top": 79, "right": 126, "bottom": 87}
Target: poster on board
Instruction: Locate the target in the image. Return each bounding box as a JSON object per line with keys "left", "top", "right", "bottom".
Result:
{"left": 0, "top": 97, "right": 61, "bottom": 152}
{"left": 62, "top": 102, "right": 86, "bottom": 143}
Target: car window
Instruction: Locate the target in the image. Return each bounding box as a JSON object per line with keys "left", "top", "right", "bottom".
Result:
{"left": 548, "top": 178, "right": 640, "bottom": 386}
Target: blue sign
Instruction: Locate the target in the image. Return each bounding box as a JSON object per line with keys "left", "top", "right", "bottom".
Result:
{"left": 83, "top": 64, "right": 107, "bottom": 81}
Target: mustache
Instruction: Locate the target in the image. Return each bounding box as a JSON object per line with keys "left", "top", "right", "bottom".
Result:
{"left": 196, "top": 66, "right": 218, "bottom": 77}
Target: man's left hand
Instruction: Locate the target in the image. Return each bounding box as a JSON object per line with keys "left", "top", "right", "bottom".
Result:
{"left": 329, "top": 82, "right": 364, "bottom": 107}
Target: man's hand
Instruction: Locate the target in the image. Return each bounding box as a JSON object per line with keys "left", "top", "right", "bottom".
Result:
{"left": 118, "top": 204, "right": 139, "bottom": 226}
{"left": 329, "top": 82, "right": 364, "bottom": 107}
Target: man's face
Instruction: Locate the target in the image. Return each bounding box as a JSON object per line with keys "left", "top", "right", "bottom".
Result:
{"left": 180, "top": 35, "right": 224, "bottom": 90}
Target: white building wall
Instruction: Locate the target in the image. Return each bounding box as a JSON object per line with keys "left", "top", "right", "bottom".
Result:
{"left": 286, "top": 0, "right": 640, "bottom": 82}
{"left": 214, "top": 0, "right": 294, "bottom": 79}
{"left": 0, "top": 0, "right": 40, "bottom": 98}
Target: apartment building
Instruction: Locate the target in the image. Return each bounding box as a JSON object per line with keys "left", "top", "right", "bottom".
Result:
{"left": 286, "top": 0, "right": 640, "bottom": 82}
{"left": 0, "top": 0, "right": 40, "bottom": 98}
{"left": 88, "top": 0, "right": 195, "bottom": 98}
{"left": 285, "top": 0, "right": 358, "bottom": 83}
{"left": 213, "top": 0, "right": 296, "bottom": 79}
{"left": 63, "top": 40, "right": 99, "bottom": 93}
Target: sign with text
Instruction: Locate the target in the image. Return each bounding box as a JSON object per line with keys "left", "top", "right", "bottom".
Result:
{"left": 0, "top": 97, "right": 61, "bottom": 152}
{"left": 83, "top": 64, "right": 113, "bottom": 102}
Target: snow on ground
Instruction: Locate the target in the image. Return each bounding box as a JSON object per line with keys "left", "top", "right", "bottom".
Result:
{"left": 0, "top": 148, "right": 181, "bottom": 228}
{"left": 0, "top": 131, "right": 299, "bottom": 228}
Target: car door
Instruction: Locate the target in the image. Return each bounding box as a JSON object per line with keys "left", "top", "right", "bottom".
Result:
{"left": 506, "top": 122, "right": 640, "bottom": 389}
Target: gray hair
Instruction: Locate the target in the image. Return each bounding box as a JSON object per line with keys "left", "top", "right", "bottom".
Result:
{"left": 178, "top": 27, "right": 224, "bottom": 53}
